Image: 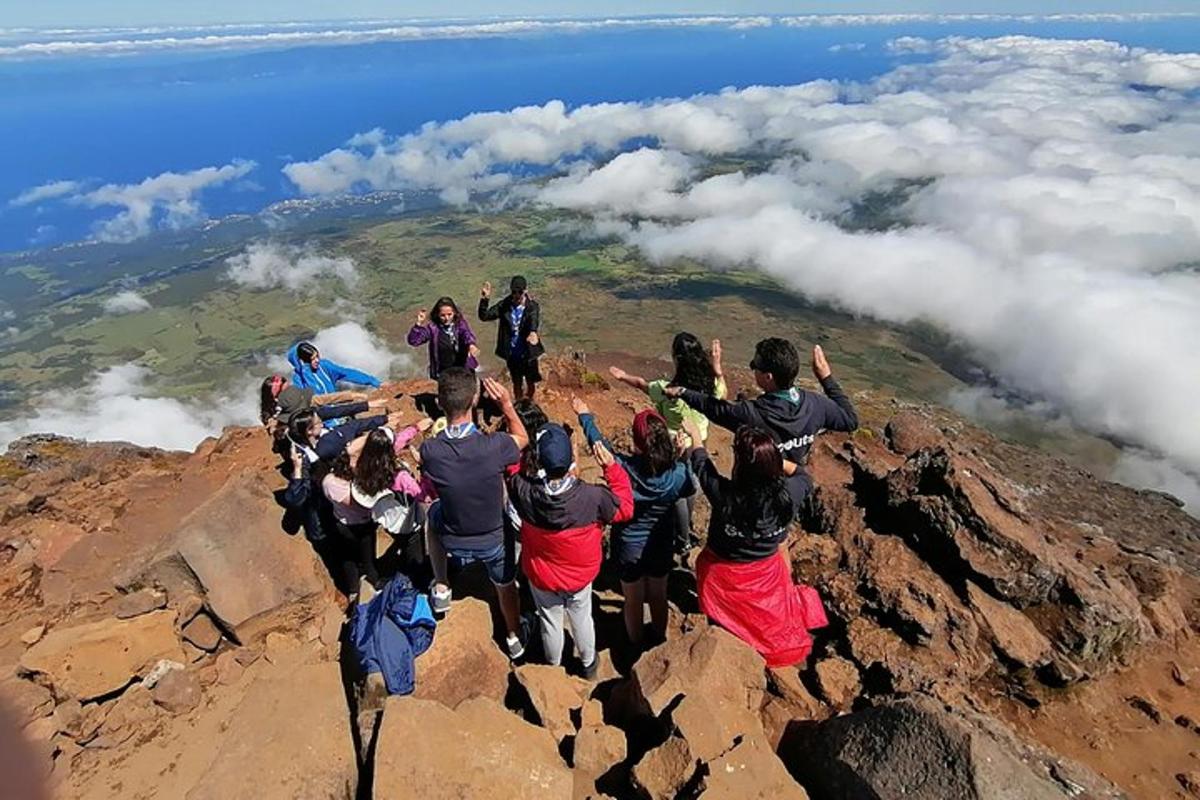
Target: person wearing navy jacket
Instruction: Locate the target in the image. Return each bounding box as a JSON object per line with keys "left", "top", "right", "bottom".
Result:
{"left": 287, "top": 341, "right": 382, "bottom": 395}
{"left": 508, "top": 424, "right": 633, "bottom": 678}
{"left": 667, "top": 337, "right": 857, "bottom": 509}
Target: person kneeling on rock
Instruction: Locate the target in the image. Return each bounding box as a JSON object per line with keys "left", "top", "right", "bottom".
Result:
{"left": 681, "top": 419, "right": 827, "bottom": 668}
{"left": 508, "top": 423, "right": 633, "bottom": 679}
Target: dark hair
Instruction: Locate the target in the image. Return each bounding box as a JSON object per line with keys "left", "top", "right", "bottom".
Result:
{"left": 752, "top": 337, "right": 800, "bottom": 389}
{"left": 514, "top": 399, "right": 548, "bottom": 433}
{"left": 639, "top": 414, "right": 676, "bottom": 476}
{"left": 296, "top": 342, "right": 319, "bottom": 364}
{"left": 287, "top": 409, "right": 318, "bottom": 444}
{"left": 437, "top": 367, "right": 478, "bottom": 418}
{"left": 725, "top": 426, "right": 792, "bottom": 529}
{"left": 431, "top": 297, "right": 460, "bottom": 323}
{"left": 260, "top": 376, "right": 279, "bottom": 424}
{"left": 670, "top": 332, "right": 717, "bottom": 394}
{"left": 355, "top": 428, "right": 398, "bottom": 497}
{"left": 328, "top": 451, "right": 354, "bottom": 481}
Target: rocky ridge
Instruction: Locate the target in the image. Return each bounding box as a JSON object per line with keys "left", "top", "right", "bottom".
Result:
{"left": 0, "top": 353, "right": 1197, "bottom": 799}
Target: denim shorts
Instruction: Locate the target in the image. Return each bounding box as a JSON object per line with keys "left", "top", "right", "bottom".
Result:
{"left": 431, "top": 503, "right": 517, "bottom": 585}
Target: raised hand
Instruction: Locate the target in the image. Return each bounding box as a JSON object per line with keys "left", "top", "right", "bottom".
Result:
{"left": 416, "top": 308, "right": 428, "bottom": 325}
{"left": 482, "top": 376, "right": 512, "bottom": 408}
{"left": 527, "top": 332, "right": 540, "bottom": 346}
{"left": 592, "top": 441, "right": 615, "bottom": 468}
{"left": 812, "top": 345, "right": 832, "bottom": 381}
{"left": 571, "top": 395, "right": 591, "bottom": 416}
{"left": 289, "top": 442, "right": 305, "bottom": 475}
{"left": 481, "top": 281, "right": 492, "bottom": 299}
{"left": 711, "top": 338, "right": 723, "bottom": 375}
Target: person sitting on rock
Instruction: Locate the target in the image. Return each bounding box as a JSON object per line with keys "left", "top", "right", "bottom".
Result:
{"left": 478, "top": 276, "right": 544, "bottom": 402}
{"left": 572, "top": 396, "right": 691, "bottom": 648}
{"left": 350, "top": 422, "right": 435, "bottom": 582}
{"left": 419, "top": 367, "right": 530, "bottom": 659}
{"left": 287, "top": 340, "right": 382, "bottom": 398}
{"left": 260, "top": 374, "right": 386, "bottom": 452}
{"left": 508, "top": 423, "right": 633, "bottom": 678}
{"left": 663, "top": 338, "right": 857, "bottom": 510}
{"left": 683, "top": 420, "right": 827, "bottom": 667}
{"left": 406, "top": 297, "right": 481, "bottom": 380}
{"left": 608, "top": 333, "right": 726, "bottom": 553}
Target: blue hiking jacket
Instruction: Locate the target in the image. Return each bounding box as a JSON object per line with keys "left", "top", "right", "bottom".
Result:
{"left": 350, "top": 574, "right": 437, "bottom": 696}
{"left": 287, "top": 342, "right": 381, "bottom": 394}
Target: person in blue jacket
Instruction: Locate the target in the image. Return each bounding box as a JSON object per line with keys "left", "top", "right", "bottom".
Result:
{"left": 287, "top": 341, "right": 382, "bottom": 395}
{"left": 571, "top": 395, "right": 693, "bottom": 648}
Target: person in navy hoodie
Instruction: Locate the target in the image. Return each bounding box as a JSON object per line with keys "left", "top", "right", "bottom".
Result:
{"left": 508, "top": 423, "right": 633, "bottom": 678}
{"left": 287, "top": 341, "right": 382, "bottom": 395}
{"left": 406, "top": 296, "right": 480, "bottom": 379}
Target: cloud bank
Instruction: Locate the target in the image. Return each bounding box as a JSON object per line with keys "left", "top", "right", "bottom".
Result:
{"left": 283, "top": 35, "right": 1200, "bottom": 508}
{"left": 225, "top": 241, "right": 359, "bottom": 292}
{"left": 3, "top": 14, "right": 1198, "bottom": 60}
{"left": 0, "top": 364, "right": 256, "bottom": 453}
{"left": 102, "top": 290, "right": 151, "bottom": 315}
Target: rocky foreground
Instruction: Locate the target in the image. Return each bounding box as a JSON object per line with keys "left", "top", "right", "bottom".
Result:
{"left": 0, "top": 355, "right": 1198, "bottom": 799}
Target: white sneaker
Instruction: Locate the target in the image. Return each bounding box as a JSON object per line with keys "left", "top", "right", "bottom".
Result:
{"left": 430, "top": 583, "right": 452, "bottom": 615}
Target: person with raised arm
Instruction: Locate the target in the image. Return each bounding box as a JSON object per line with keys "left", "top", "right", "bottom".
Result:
{"left": 407, "top": 296, "right": 481, "bottom": 379}
{"left": 418, "top": 368, "right": 530, "bottom": 660}
{"left": 662, "top": 338, "right": 857, "bottom": 509}
{"left": 478, "top": 275, "right": 544, "bottom": 401}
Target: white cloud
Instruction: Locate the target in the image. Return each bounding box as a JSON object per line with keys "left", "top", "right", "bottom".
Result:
{"left": 102, "top": 290, "right": 151, "bottom": 315}
{"left": 0, "top": 364, "right": 256, "bottom": 452}
{"left": 78, "top": 160, "right": 256, "bottom": 243}
{"left": 224, "top": 241, "right": 358, "bottom": 292}
{"left": 828, "top": 42, "right": 866, "bottom": 54}
{"left": 10, "top": 179, "right": 82, "bottom": 207}
{"left": 1113, "top": 450, "right": 1200, "bottom": 513}
{"left": 278, "top": 35, "right": 1200, "bottom": 509}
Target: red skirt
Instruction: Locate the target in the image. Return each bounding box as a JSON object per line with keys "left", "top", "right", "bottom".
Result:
{"left": 696, "top": 547, "right": 828, "bottom": 668}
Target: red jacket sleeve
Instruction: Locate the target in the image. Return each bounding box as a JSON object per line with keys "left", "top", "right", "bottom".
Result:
{"left": 601, "top": 462, "right": 635, "bottom": 524}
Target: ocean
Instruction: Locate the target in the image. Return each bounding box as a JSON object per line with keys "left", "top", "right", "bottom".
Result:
{"left": 2, "top": 15, "right": 1199, "bottom": 251}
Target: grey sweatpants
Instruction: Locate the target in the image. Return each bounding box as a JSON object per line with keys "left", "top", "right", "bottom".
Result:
{"left": 529, "top": 583, "right": 596, "bottom": 668}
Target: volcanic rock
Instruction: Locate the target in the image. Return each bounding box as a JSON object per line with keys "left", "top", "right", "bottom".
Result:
{"left": 113, "top": 587, "right": 167, "bottom": 619}
{"left": 151, "top": 668, "right": 202, "bottom": 714}
{"left": 966, "top": 582, "right": 1053, "bottom": 668}
{"left": 631, "top": 734, "right": 696, "bottom": 800}
{"left": 0, "top": 676, "right": 53, "bottom": 727}
{"left": 185, "top": 662, "right": 357, "bottom": 800}
{"left": 629, "top": 624, "right": 766, "bottom": 720}
{"left": 181, "top": 613, "right": 223, "bottom": 652}
{"left": 413, "top": 597, "right": 510, "bottom": 708}
{"left": 698, "top": 734, "right": 808, "bottom": 799}
{"left": 20, "top": 624, "right": 45, "bottom": 645}
{"left": 515, "top": 663, "right": 591, "bottom": 743}
{"left": 573, "top": 723, "right": 627, "bottom": 797}
{"left": 19, "top": 610, "right": 185, "bottom": 700}
{"left": 813, "top": 657, "right": 862, "bottom": 711}
{"left": 374, "top": 696, "right": 573, "bottom": 799}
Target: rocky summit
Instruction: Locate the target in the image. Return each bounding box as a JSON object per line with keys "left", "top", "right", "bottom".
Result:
{"left": 0, "top": 355, "right": 1197, "bottom": 800}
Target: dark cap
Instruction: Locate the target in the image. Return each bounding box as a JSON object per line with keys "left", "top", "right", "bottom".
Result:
{"left": 510, "top": 275, "right": 528, "bottom": 294}
{"left": 535, "top": 424, "right": 573, "bottom": 476}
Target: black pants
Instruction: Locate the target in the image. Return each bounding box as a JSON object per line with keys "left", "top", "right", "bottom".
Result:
{"left": 335, "top": 519, "right": 380, "bottom": 590}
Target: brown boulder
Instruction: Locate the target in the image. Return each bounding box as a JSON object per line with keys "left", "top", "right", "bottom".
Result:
{"left": 515, "top": 663, "right": 591, "bottom": 743}
{"left": 0, "top": 676, "right": 53, "bottom": 727}
{"left": 19, "top": 610, "right": 185, "bottom": 700}
{"left": 151, "top": 668, "right": 202, "bottom": 714}
{"left": 573, "top": 723, "right": 627, "bottom": 797}
{"left": 630, "top": 624, "right": 766, "bottom": 719}
{"left": 113, "top": 588, "right": 167, "bottom": 619}
{"left": 698, "top": 734, "right": 808, "bottom": 799}
{"left": 631, "top": 734, "right": 696, "bottom": 800}
{"left": 885, "top": 412, "right": 944, "bottom": 455}
{"left": 88, "top": 683, "right": 159, "bottom": 749}
{"left": 181, "top": 614, "right": 223, "bottom": 652}
{"left": 413, "top": 597, "right": 510, "bottom": 708}
{"left": 374, "top": 696, "right": 572, "bottom": 799}
{"left": 214, "top": 651, "right": 245, "bottom": 686}
{"left": 671, "top": 693, "right": 765, "bottom": 764}
{"left": 185, "top": 662, "right": 357, "bottom": 800}
{"left": 966, "top": 582, "right": 1052, "bottom": 668}
{"left": 813, "top": 657, "right": 861, "bottom": 711}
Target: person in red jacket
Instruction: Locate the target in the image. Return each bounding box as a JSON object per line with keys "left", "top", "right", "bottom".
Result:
{"left": 508, "top": 423, "right": 633, "bottom": 678}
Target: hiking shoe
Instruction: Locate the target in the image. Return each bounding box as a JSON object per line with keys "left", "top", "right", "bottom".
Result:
{"left": 430, "top": 583, "right": 452, "bottom": 615}
{"left": 506, "top": 617, "right": 531, "bottom": 661}
{"left": 581, "top": 659, "right": 599, "bottom": 681}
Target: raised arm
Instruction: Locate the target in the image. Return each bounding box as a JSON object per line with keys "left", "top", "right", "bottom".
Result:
{"left": 812, "top": 345, "right": 858, "bottom": 432}
{"left": 592, "top": 442, "right": 634, "bottom": 524}
{"left": 608, "top": 366, "right": 650, "bottom": 395}
{"left": 483, "top": 376, "right": 528, "bottom": 450}
{"left": 478, "top": 282, "right": 502, "bottom": 321}
{"left": 572, "top": 397, "right": 616, "bottom": 452}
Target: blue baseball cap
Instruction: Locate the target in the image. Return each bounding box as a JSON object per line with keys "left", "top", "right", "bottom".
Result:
{"left": 535, "top": 424, "right": 573, "bottom": 476}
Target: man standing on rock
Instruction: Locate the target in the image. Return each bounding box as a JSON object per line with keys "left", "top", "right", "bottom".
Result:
{"left": 419, "top": 367, "right": 531, "bottom": 659}
{"left": 478, "top": 275, "right": 545, "bottom": 402}
{"left": 665, "top": 338, "right": 857, "bottom": 510}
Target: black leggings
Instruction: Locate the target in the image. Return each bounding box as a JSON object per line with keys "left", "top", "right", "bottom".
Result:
{"left": 335, "top": 519, "right": 380, "bottom": 590}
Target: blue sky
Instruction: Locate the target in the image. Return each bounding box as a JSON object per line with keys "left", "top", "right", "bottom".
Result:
{"left": 4, "top": 1, "right": 1195, "bottom": 27}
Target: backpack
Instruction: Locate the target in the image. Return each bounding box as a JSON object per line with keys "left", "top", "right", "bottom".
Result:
{"left": 351, "top": 484, "right": 417, "bottom": 537}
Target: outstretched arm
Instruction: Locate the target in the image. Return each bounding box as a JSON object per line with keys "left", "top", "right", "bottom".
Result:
{"left": 572, "top": 397, "right": 616, "bottom": 452}
{"left": 677, "top": 388, "right": 758, "bottom": 434}
{"left": 324, "top": 359, "right": 381, "bottom": 389}
{"left": 608, "top": 366, "right": 650, "bottom": 395}
{"left": 812, "top": 345, "right": 858, "bottom": 432}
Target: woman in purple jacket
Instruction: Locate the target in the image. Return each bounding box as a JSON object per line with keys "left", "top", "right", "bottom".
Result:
{"left": 406, "top": 297, "right": 480, "bottom": 379}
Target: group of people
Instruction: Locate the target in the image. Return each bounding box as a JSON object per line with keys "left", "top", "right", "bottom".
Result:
{"left": 258, "top": 273, "right": 857, "bottom": 682}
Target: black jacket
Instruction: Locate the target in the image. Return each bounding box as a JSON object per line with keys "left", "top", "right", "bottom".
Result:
{"left": 680, "top": 376, "right": 858, "bottom": 504}
{"left": 690, "top": 448, "right": 793, "bottom": 562}
{"left": 478, "top": 295, "right": 545, "bottom": 361}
